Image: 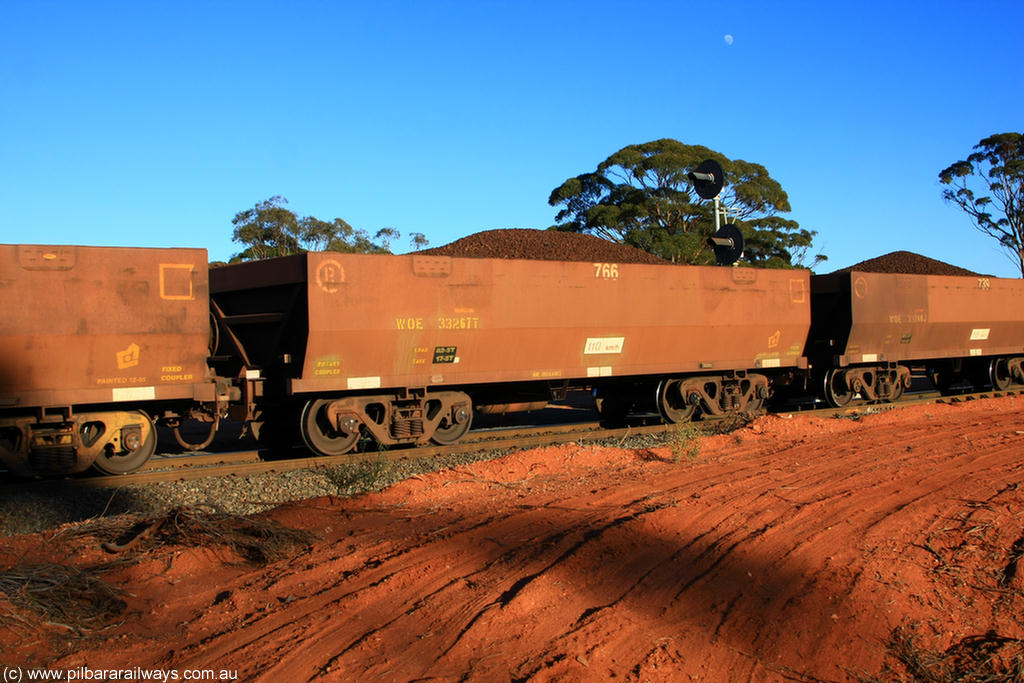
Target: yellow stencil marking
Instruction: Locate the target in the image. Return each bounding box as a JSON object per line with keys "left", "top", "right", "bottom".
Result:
{"left": 159, "top": 263, "right": 195, "bottom": 300}
{"left": 789, "top": 278, "right": 807, "bottom": 303}
{"left": 117, "top": 343, "right": 140, "bottom": 369}
{"left": 315, "top": 259, "right": 345, "bottom": 294}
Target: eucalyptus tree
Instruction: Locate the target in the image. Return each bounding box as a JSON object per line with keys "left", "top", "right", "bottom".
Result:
{"left": 939, "top": 133, "right": 1024, "bottom": 277}
{"left": 548, "top": 139, "right": 823, "bottom": 268}
{"left": 230, "top": 196, "right": 424, "bottom": 261}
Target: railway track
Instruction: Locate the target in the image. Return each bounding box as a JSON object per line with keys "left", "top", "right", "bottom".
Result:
{"left": 9, "top": 387, "right": 1017, "bottom": 491}
{"left": 77, "top": 420, "right": 659, "bottom": 487}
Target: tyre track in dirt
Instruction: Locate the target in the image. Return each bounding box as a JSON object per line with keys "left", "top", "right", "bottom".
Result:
{"left": 11, "top": 396, "right": 1024, "bottom": 682}
{"left": 161, "top": 486, "right": 680, "bottom": 678}
{"left": 498, "top": 418, "right": 1024, "bottom": 682}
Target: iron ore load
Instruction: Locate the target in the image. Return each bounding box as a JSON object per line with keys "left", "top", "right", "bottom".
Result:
{"left": 2, "top": 232, "right": 1024, "bottom": 477}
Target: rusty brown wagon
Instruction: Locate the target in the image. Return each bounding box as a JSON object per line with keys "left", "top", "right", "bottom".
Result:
{"left": 808, "top": 271, "right": 1024, "bottom": 406}
{"left": 210, "top": 252, "right": 812, "bottom": 456}
{"left": 0, "top": 245, "right": 229, "bottom": 475}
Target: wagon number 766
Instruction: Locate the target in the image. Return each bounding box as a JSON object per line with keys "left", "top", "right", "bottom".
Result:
{"left": 594, "top": 263, "right": 619, "bottom": 279}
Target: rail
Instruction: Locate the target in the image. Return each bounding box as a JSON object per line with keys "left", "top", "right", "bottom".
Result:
{"left": 3, "top": 388, "right": 1019, "bottom": 491}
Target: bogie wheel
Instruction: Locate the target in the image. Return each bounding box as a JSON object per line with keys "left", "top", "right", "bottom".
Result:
{"left": 823, "top": 369, "right": 854, "bottom": 408}
{"left": 301, "top": 399, "right": 360, "bottom": 457}
{"left": 92, "top": 411, "right": 157, "bottom": 475}
{"left": 990, "top": 358, "right": 1013, "bottom": 391}
{"left": 431, "top": 404, "right": 472, "bottom": 445}
{"left": 657, "top": 380, "right": 696, "bottom": 423}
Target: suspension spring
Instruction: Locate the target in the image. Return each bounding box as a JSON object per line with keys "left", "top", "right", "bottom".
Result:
{"left": 391, "top": 418, "right": 425, "bottom": 439}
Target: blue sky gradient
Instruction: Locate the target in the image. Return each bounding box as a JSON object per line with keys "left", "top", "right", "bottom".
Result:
{"left": 2, "top": 1, "right": 1022, "bottom": 275}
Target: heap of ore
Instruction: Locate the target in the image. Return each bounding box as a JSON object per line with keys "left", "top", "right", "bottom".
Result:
{"left": 419, "top": 229, "right": 669, "bottom": 265}
{"left": 833, "top": 251, "right": 980, "bottom": 277}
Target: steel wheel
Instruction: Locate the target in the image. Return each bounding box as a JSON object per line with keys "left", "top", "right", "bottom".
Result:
{"left": 301, "top": 399, "right": 359, "bottom": 456}
{"left": 431, "top": 404, "right": 472, "bottom": 445}
{"left": 823, "top": 369, "right": 854, "bottom": 408}
{"left": 92, "top": 411, "right": 157, "bottom": 475}
{"left": 990, "top": 358, "right": 1013, "bottom": 391}
{"left": 657, "top": 379, "right": 696, "bottom": 423}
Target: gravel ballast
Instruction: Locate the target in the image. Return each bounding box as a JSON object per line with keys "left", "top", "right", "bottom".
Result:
{"left": 0, "top": 456, "right": 482, "bottom": 538}
{"left": 0, "top": 427, "right": 702, "bottom": 538}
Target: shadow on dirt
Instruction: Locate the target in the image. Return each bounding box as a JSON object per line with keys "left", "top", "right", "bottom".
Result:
{"left": 168, "top": 487, "right": 879, "bottom": 682}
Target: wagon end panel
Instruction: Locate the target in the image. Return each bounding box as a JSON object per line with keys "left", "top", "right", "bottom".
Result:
{"left": 0, "top": 245, "right": 212, "bottom": 409}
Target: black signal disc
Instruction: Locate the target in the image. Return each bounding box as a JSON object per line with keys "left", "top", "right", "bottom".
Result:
{"left": 710, "top": 223, "right": 744, "bottom": 265}
{"left": 691, "top": 159, "right": 725, "bottom": 199}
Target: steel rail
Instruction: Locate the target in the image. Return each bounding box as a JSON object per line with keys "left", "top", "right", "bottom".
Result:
{"left": 6, "top": 388, "right": 1020, "bottom": 491}
{"left": 139, "top": 421, "right": 603, "bottom": 472}
{"left": 53, "top": 421, "right": 670, "bottom": 488}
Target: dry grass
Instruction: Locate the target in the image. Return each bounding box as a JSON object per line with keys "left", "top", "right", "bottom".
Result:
{"left": 320, "top": 456, "right": 391, "bottom": 495}
{"left": 114, "top": 505, "right": 316, "bottom": 564}
{"left": 858, "top": 491, "right": 1024, "bottom": 683}
{"left": 703, "top": 409, "right": 759, "bottom": 435}
{"left": 858, "top": 625, "right": 1024, "bottom": 683}
{"left": 0, "top": 562, "right": 125, "bottom": 633}
{"left": 57, "top": 505, "right": 317, "bottom": 566}
{"left": 0, "top": 506, "right": 315, "bottom": 645}
{"left": 669, "top": 421, "right": 702, "bottom": 463}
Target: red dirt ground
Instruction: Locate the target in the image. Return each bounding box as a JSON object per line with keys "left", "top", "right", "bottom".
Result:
{"left": 3, "top": 397, "right": 1024, "bottom": 682}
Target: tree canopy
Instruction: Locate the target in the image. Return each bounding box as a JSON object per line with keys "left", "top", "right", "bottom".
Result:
{"left": 230, "top": 197, "right": 427, "bottom": 262}
{"left": 548, "top": 139, "right": 824, "bottom": 269}
{"left": 939, "top": 132, "right": 1024, "bottom": 277}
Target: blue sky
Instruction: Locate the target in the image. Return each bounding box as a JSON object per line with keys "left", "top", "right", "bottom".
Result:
{"left": 2, "top": 1, "right": 1022, "bottom": 275}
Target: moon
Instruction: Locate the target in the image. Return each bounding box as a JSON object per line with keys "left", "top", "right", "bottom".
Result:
{"left": 724, "top": 34, "right": 734, "bottom": 45}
